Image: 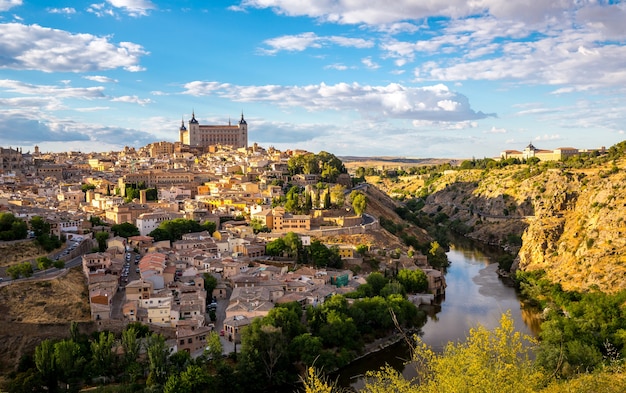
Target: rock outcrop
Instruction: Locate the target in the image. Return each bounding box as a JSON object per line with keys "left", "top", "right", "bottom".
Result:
{"left": 371, "top": 159, "right": 626, "bottom": 293}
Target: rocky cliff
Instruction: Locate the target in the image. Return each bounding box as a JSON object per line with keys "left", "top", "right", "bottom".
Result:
{"left": 371, "top": 156, "right": 626, "bottom": 293}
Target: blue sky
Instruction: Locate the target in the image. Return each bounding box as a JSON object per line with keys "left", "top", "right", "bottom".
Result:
{"left": 1, "top": 0, "right": 625, "bottom": 158}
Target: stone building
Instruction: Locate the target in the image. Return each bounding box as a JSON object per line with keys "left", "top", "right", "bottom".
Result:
{"left": 179, "top": 111, "right": 248, "bottom": 149}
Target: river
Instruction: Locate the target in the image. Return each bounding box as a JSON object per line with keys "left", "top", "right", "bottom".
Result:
{"left": 336, "top": 238, "right": 540, "bottom": 390}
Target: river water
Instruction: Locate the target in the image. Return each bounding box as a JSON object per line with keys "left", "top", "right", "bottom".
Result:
{"left": 336, "top": 239, "right": 540, "bottom": 390}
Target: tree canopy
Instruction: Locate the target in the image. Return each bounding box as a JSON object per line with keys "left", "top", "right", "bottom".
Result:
{"left": 148, "top": 218, "right": 216, "bottom": 242}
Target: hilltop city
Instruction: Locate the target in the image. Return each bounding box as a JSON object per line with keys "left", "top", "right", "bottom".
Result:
{"left": 0, "top": 113, "right": 445, "bottom": 359}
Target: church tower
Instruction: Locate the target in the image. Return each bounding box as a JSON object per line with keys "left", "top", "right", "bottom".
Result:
{"left": 238, "top": 112, "right": 248, "bottom": 149}
{"left": 179, "top": 117, "right": 188, "bottom": 145}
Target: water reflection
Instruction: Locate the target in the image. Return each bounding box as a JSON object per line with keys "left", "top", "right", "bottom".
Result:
{"left": 336, "top": 240, "right": 540, "bottom": 390}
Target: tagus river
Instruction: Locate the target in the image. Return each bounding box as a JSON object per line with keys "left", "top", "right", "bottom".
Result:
{"left": 337, "top": 237, "right": 541, "bottom": 390}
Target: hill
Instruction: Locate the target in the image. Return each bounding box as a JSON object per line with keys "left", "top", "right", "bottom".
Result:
{"left": 367, "top": 144, "right": 626, "bottom": 293}
{"left": 0, "top": 267, "right": 91, "bottom": 374}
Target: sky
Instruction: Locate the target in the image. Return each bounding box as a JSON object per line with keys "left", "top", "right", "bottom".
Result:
{"left": 1, "top": 0, "right": 626, "bottom": 159}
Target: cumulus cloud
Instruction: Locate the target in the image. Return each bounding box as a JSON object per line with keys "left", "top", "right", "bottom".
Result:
{"left": 0, "top": 0, "right": 21, "bottom": 12}
{"left": 181, "top": 80, "right": 493, "bottom": 122}
{"left": 0, "top": 23, "right": 148, "bottom": 73}
{"left": 88, "top": 0, "right": 155, "bottom": 17}
{"left": 236, "top": 0, "right": 574, "bottom": 26}
{"left": 260, "top": 32, "right": 373, "bottom": 54}
{"left": 108, "top": 0, "right": 156, "bottom": 17}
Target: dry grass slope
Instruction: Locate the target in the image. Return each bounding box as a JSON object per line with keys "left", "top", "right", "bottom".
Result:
{"left": 0, "top": 267, "right": 90, "bottom": 323}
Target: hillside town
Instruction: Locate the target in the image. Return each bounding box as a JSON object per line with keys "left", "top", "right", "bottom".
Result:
{"left": 0, "top": 116, "right": 445, "bottom": 358}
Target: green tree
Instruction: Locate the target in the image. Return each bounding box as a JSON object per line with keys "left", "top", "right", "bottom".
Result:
{"left": 90, "top": 331, "right": 115, "bottom": 377}
{"left": 30, "top": 216, "right": 50, "bottom": 237}
{"left": 356, "top": 244, "right": 369, "bottom": 256}
{"left": 81, "top": 183, "right": 96, "bottom": 193}
{"left": 36, "top": 256, "right": 53, "bottom": 271}
{"left": 95, "top": 231, "right": 109, "bottom": 252}
{"left": 54, "top": 339, "right": 84, "bottom": 385}
{"left": 324, "top": 190, "right": 331, "bottom": 209}
{"left": 366, "top": 272, "right": 388, "bottom": 296}
{"left": 351, "top": 192, "right": 367, "bottom": 216}
{"left": 35, "top": 339, "right": 57, "bottom": 391}
{"left": 0, "top": 213, "right": 28, "bottom": 240}
{"left": 205, "top": 331, "right": 223, "bottom": 361}
{"left": 364, "top": 312, "right": 542, "bottom": 393}
{"left": 397, "top": 269, "right": 429, "bottom": 293}
{"left": 330, "top": 184, "right": 346, "bottom": 207}
{"left": 265, "top": 237, "right": 286, "bottom": 256}
{"left": 121, "top": 325, "right": 141, "bottom": 365}
{"left": 240, "top": 321, "right": 290, "bottom": 386}
{"left": 283, "top": 232, "right": 302, "bottom": 260}
{"left": 380, "top": 280, "right": 406, "bottom": 298}
{"left": 111, "top": 222, "right": 140, "bottom": 238}
{"left": 146, "top": 333, "right": 168, "bottom": 387}
{"left": 203, "top": 273, "right": 218, "bottom": 299}
{"left": 149, "top": 227, "right": 171, "bottom": 242}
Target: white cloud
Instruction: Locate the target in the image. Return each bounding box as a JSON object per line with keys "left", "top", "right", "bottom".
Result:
{"left": 111, "top": 95, "right": 152, "bottom": 105}
{"left": 0, "top": 23, "right": 147, "bottom": 73}
{"left": 182, "top": 80, "right": 492, "bottom": 122}
{"left": 0, "top": 79, "right": 105, "bottom": 99}
{"left": 87, "top": 3, "right": 115, "bottom": 17}
{"left": 237, "top": 0, "right": 575, "bottom": 26}
{"left": 485, "top": 126, "right": 507, "bottom": 134}
{"left": 324, "top": 63, "right": 348, "bottom": 71}
{"left": 0, "top": 0, "right": 21, "bottom": 12}
{"left": 260, "top": 32, "right": 373, "bottom": 54}
{"left": 84, "top": 75, "right": 118, "bottom": 83}
{"left": 88, "top": 0, "right": 155, "bottom": 17}
{"left": 361, "top": 57, "right": 380, "bottom": 69}
{"left": 75, "top": 106, "right": 111, "bottom": 112}
{"left": 48, "top": 7, "right": 76, "bottom": 14}
{"left": 107, "top": 0, "right": 156, "bottom": 17}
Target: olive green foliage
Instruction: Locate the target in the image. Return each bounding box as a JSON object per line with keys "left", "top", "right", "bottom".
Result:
{"left": 306, "top": 240, "right": 342, "bottom": 268}
{"left": 148, "top": 218, "right": 216, "bottom": 242}
{"left": 287, "top": 151, "right": 346, "bottom": 183}
{"left": 350, "top": 190, "right": 367, "bottom": 215}
{"left": 81, "top": 183, "right": 96, "bottom": 193}
{"left": 364, "top": 312, "right": 542, "bottom": 393}
{"left": 516, "top": 270, "right": 626, "bottom": 377}
{"left": 250, "top": 218, "right": 270, "bottom": 234}
{"left": 30, "top": 216, "right": 63, "bottom": 251}
{"left": 397, "top": 269, "right": 428, "bottom": 293}
{"left": 0, "top": 212, "right": 28, "bottom": 241}
{"left": 95, "top": 231, "right": 110, "bottom": 252}
{"left": 265, "top": 237, "right": 286, "bottom": 256}
{"left": 123, "top": 182, "right": 157, "bottom": 203}
{"left": 111, "top": 222, "right": 140, "bottom": 238}
{"left": 203, "top": 272, "right": 218, "bottom": 298}
{"left": 36, "top": 256, "right": 53, "bottom": 271}
{"left": 7, "top": 261, "right": 34, "bottom": 279}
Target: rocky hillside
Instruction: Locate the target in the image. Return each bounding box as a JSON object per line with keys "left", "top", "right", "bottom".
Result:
{"left": 370, "top": 150, "right": 626, "bottom": 293}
